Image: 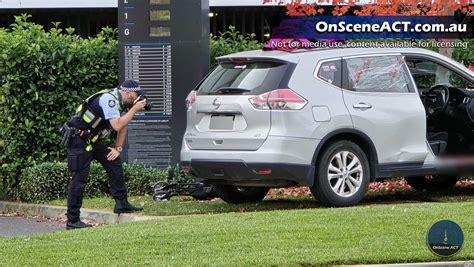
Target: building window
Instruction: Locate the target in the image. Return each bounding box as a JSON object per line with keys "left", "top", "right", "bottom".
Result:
{"left": 150, "top": 26, "right": 171, "bottom": 37}
{"left": 150, "top": 10, "right": 170, "bottom": 21}
{"left": 150, "top": 0, "right": 170, "bottom": 4}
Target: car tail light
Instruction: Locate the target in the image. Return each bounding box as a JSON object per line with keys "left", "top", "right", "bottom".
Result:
{"left": 249, "top": 92, "right": 271, "bottom": 110}
{"left": 185, "top": 90, "right": 196, "bottom": 109}
{"left": 253, "top": 169, "right": 272, "bottom": 175}
{"left": 249, "top": 89, "right": 307, "bottom": 110}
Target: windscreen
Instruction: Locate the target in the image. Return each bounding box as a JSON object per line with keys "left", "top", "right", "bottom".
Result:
{"left": 197, "top": 61, "right": 290, "bottom": 95}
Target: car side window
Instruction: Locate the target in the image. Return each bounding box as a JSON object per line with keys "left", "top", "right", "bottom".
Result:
{"left": 316, "top": 60, "right": 342, "bottom": 88}
{"left": 405, "top": 59, "right": 471, "bottom": 92}
{"left": 343, "top": 56, "right": 410, "bottom": 93}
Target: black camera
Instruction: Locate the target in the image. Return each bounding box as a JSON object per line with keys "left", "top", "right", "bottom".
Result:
{"left": 138, "top": 95, "right": 153, "bottom": 111}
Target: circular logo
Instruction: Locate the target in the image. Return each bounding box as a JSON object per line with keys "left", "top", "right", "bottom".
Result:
{"left": 427, "top": 220, "right": 464, "bottom": 257}
{"left": 108, "top": 100, "right": 116, "bottom": 108}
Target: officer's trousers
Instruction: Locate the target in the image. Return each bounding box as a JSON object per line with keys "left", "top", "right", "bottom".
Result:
{"left": 66, "top": 135, "right": 127, "bottom": 222}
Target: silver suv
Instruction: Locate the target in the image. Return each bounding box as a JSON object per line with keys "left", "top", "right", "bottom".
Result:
{"left": 181, "top": 47, "right": 474, "bottom": 207}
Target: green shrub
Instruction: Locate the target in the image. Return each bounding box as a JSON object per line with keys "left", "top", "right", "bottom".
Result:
{"left": 16, "top": 162, "right": 69, "bottom": 202}
{"left": 453, "top": 39, "right": 474, "bottom": 67}
{"left": 0, "top": 14, "right": 118, "bottom": 197}
{"left": 123, "top": 162, "right": 169, "bottom": 196}
{"left": 210, "top": 26, "right": 263, "bottom": 68}
{"left": 17, "top": 161, "right": 169, "bottom": 202}
{"left": 167, "top": 164, "right": 194, "bottom": 184}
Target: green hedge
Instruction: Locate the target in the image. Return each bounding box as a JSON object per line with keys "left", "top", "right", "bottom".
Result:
{"left": 17, "top": 161, "right": 170, "bottom": 202}
{"left": 0, "top": 15, "right": 118, "bottom": 197}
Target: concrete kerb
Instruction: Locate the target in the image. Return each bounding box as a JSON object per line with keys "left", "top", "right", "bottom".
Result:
{"left": 0, "top": 201, "right": 160, "bottom": 225}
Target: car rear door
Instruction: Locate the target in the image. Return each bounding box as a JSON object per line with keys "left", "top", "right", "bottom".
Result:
{"left": 341, "top": 54, "right": 429, "bottom": 164}
{"left": 184, "top": 59, "right": 294, "bottom": 151}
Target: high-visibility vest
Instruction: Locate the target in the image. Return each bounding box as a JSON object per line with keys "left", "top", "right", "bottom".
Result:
{"left": 75, "top": 89, "right": 123, "bottom": 130}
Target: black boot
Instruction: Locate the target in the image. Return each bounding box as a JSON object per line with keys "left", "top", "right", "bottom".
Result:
{"left": 66, "top": 220, "right": 93, "bottom": 230}
{"left": 114, "top": 199, "right": 144, "bottom": 214}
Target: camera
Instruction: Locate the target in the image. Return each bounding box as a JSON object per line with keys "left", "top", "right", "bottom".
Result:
{"left": 138, "top": 95, "right": 153, "bottom": 111}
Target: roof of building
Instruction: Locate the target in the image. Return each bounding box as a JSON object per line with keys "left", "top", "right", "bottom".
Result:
{"left": 0, "top": 0, "right": 373, "bottom": 9}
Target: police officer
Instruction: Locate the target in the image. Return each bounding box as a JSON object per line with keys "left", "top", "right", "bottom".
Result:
{"left": 64, "top": 80, "right": 147, "bottom": 230}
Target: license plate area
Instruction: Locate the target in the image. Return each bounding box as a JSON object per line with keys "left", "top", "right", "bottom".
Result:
{"left": 209, "top": 115, "right": 235, "bottom": 130}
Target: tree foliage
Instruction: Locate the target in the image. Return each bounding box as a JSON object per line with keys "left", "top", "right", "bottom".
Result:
{"left": 263, "top": 0, "right": 473, "bottom": 59}
{"left": 210, "top": 26, "right": 263, "bottom": 68}
{"left": 453, "top": 38, "right": 474, "bottom": 67}
{"left": 263, "top": 0, "right": 474, "bottom": 16}
{"left": 0, "top": 14, "right": 118, "bottom": 196}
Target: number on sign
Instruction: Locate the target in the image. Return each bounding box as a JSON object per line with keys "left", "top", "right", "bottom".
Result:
{"left": 124, "top": 29, "right": 130, "bottom": 36}
{"left": 125, "top": 13, "right": 128, "bottom": 19}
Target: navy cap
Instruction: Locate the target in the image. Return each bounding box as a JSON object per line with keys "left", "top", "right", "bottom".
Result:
{"left": 120, "top": 80, "right": 144, "bottom": 96}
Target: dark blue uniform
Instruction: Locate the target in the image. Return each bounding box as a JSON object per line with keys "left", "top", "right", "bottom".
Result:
{"left": 66, "top": 89, "right": 127, "bottom": 223}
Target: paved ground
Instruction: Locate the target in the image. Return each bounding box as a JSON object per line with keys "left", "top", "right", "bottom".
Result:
{"left": 0, "top": 215, "right": 64, "bottom": 237}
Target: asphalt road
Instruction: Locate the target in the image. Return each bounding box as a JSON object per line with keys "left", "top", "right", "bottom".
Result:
{"left": 0, "top": 216, "right": 64, "bottom": 237}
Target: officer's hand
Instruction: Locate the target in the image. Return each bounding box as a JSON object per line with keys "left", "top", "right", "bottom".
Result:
{"left": 107, "top": 147, "right": 120, "bottom": 161}
{"left": 131, "top": 99, "right": 147, "bottom": 112}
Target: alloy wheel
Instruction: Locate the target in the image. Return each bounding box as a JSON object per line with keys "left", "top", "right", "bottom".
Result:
{"left": 327, "top": 151, "right": 364, "bottom": 198}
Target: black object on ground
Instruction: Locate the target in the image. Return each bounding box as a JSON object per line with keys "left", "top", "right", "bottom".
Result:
{"left": 152, "top": 181, "right": 217, "bottom": 201}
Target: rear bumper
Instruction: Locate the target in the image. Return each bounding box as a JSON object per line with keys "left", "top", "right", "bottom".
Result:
{"left": 181, "top": 160, "right": 315, "bottom": 187}
{"left": 181, "top": 135, "right": 319, "bottom": 165}
{"left": 180, "top": 135, "right": 319, "bottom": 186}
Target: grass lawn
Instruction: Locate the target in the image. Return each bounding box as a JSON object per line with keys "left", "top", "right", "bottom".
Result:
{"left": 0, "top": 201, "right": 472, "bottom": 265}
{"left": 47, "top": 186, "right": 474, "bottom": 216}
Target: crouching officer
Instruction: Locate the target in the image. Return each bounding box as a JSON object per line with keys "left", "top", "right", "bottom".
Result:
{"left": 60, "top": 80, "right": 147, "bottom": 230}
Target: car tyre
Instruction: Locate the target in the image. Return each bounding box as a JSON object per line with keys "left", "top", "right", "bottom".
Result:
{"left": 310, "top": 140, "right": 370, "bottom": 207}
{"left": 404, "top": 175, "right": 460, "bottom": 191}
{"left": 213, "top": 185, "right": 269, "bottom": 204}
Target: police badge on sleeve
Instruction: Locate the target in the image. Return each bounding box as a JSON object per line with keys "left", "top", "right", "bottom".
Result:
{"left": 108, "top": 100, "right": 116, "bottom": 108}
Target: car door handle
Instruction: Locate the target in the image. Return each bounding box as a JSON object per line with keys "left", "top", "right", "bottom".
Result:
{"left": 353, "top": 103, "right": 373, "bottom": 110}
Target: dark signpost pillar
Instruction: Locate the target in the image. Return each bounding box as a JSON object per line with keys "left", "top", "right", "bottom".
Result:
{"left": 118, "top": 0, "right": 209, "bottom": 167}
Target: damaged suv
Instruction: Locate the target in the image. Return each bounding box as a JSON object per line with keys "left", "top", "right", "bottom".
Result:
{"left": 181, "top": 47, "right": 474, "bottom": 207}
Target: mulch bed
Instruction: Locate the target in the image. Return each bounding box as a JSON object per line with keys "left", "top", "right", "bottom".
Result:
{"left": 267, "top": 179, "right": 474, "bottom": 199}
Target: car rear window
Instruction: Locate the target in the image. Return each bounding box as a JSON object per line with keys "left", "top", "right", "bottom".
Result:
{"left": 197, "top": 61, "right": 290, "bottom": 95}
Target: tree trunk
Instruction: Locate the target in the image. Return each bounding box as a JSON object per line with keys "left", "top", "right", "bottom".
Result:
{"left": 439, "top": 0, "right": 454, "bottom": 59}
{"left": 439, "top": 45, "right": 453, "bottom": 59}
